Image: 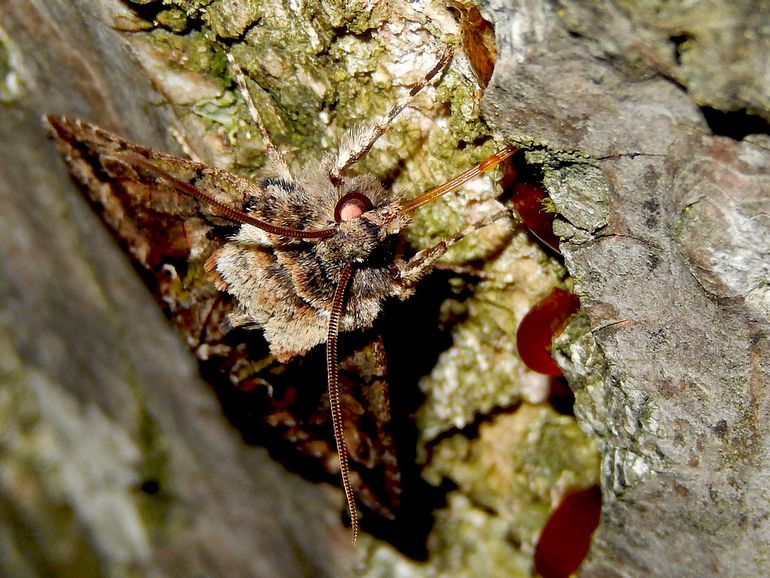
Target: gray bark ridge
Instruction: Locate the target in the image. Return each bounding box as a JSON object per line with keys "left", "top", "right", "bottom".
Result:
{"left": 482, "top": 1, "right": 770, "bottom": 576}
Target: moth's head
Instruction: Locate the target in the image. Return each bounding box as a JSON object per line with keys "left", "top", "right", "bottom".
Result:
{"left": 212, "top": 144, "right": 516, "bottom": 260}
{"left": 307, "top": 170, "right": 410, "bottom": 265}
{"left": 327, "top": 172, "right": 410, "bottom": 232}
{"left": 334, "top": 191, "right": 371, "bottom": 223}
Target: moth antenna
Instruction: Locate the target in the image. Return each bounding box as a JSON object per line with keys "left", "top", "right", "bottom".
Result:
{"left": 226, "top": 52, "right": 293, "bottom": 180}
{"left": 329, "top": 48, "right": 454, "bottom": 178}
{"left": 325, "top": 263, "right": 358, "bottom": 544}
{"left": 398, "top": 145, "right": 517, "bottom": 214}
{"left": 115, "top": 152, "right": 336, "bottom": 239}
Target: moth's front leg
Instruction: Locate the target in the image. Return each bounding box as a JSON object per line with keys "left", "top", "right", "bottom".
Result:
{"left": 394, "top": 209, "right": 511, "bottom": 290}
{"left": 169, "top": 126, "right": 205, "bottom": 163}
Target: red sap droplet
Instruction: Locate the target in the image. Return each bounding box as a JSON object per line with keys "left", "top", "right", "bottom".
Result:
{"left": 517, "top": 288, "right": 580, "bottom": 376}
{"left": 512, "top": 181, "right": 560, "bottom": 252}
{"left": 534, "top": 485, "right": 602, "bottom": 578}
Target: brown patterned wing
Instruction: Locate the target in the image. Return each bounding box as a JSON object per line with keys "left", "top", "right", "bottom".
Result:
{"left": 45, "top": 116, "right": 402, "bottom": 519}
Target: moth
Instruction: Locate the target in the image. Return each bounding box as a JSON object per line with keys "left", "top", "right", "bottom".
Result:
{"left": 46, "top": 48, "right": 515, "bottom": 542}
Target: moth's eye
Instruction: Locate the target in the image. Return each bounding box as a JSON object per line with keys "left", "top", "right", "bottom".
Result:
{"left": 334, "top": 192, "right": 373, "bottom": 223}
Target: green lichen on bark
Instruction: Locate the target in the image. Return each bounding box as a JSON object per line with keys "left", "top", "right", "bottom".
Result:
{"left": 435, "top": 69, "right": 491, "bottom": 143}
{"left": 428, "top": 404, "right": 599, "bottom": 550}
{"left": 123, "top": 0, "right": 498, "bottom": 194}
{"left": 0, "top": 325, "right": 138, "bottom": 577}
{"left": 114, "top": 0, "right": 600, "bottom": 568}
{"left": 357, "top": 405, "right": 599, "bottom": 577}
{"left": 133, "top": 381, "right": 174, "bottom": 536}
{"left": 416, "top": 232, "right": 568, "bottom": 442}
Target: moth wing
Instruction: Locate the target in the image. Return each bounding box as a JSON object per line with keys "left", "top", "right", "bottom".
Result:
{"left": 339, "top": 337, "right": 402, "bottom": 519}
{"left": 45, "top": 115, "right": 264, "bottom": 347}
{"left": 237, "top": 335, "right": 403, "bottom": 520}
{"left": 45, "top": 116, "right": 263, "bottom": 267}
{"left": 47, "top": 115, "right": 405, "bottom": 522}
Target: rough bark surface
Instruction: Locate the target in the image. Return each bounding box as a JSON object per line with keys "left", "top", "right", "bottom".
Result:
{"left": 482, "top": 1, "right": 770, "bottom": 576}
{"left": 5, "top": 0, "right": 768, "bottom": 576}
{"left": 4, "top": 0, "right": 538, "bottom": 575}
{"left": 0, "top": 1, "right": 350, "bottom": 576}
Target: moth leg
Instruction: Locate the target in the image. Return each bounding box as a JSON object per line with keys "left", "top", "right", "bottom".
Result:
{"left": 169, "top": 126, "right": 204, "bottom": 163}
{"left": 226, "top": 52, "right": 292, "bottom": 180}
{"left": 329, "top": 48, "right": 453, "bottom": 178}
{"left": 396, "top": 210, "right": 511, "bottom": 289}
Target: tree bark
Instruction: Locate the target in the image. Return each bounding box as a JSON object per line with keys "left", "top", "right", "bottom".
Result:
{"left": 0, "top": 1, "right": 350, "bottom": 576}
{"left": 7, "top": 0, "right": 767, "bottom": 576}
{"left": 482, "top": 1, "right": 770, "bottom": 576}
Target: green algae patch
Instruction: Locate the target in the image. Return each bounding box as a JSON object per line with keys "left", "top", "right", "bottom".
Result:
{"left": 424, "top": 404, "right": 600, "bottom": 562}
{"left": 415, "top": 232, "right": 568, "bottom": 443}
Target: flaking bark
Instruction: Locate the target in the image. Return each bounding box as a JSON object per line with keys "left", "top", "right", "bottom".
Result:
{"left": 482, "top": 1, "right": 770, "bottom": 576}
